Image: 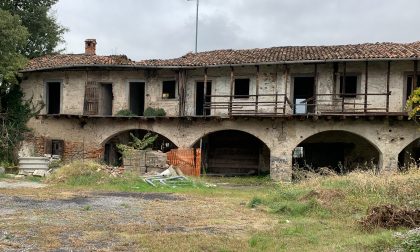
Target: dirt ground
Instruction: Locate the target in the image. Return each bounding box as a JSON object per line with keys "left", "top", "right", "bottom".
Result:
{"left": 0, "top": 182, "right": 276, "bottom": 251}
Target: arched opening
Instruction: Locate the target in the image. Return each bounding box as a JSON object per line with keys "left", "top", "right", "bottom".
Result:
{"left": 293, "top": 131, "right": 380, "bottom": 173}
{"left": 398, "top": 139, "right": 420, "bottom": 169}
{"left": 103, "top": 129, "right": 177, "bottom": 166}
{"left": 193, "top": 130, "right": 270, "bottom": 176}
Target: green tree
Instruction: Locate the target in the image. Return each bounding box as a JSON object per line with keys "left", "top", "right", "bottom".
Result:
{"left": 0, "top": 9, "right": 28, "bottom": 87}
{"left": 406, "top": 88, "right": 420, "bottom": 119}
{"left": 0, "top": 0, "right": 66, "bottom": 58}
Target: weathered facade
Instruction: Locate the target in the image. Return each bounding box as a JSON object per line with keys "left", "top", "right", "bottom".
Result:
{"left": 19, "top": 40, "right": 420, "bottom": 181}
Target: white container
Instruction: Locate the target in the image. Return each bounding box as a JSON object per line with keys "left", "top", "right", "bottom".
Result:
{"left": 19, "top": 157, "right": 49, "bottom": 173}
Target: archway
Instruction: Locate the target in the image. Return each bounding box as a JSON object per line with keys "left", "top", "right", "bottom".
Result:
{"left": 398, "top": 138, "right": 420, "bottom": 169}
{"left": 103, "top": 129, "right": 177, "bottom": 166}
{"left": 293, "top": 130, "right": 380, "bottom": 173}
{"left": 193, "top": 130, "right": 270, "bottom": 176}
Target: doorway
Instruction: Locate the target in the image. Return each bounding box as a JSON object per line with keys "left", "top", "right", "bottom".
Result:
{"left": 196, "top": 81, "right": 212, "bottom": 116}
{"left": 100, "top": 83, "right": 113, "bottom": 116}
{"left": 46, "top": 82, "right": 61, "bottom": 114}
{"left": 405, "top": 74, "right": 420, "bottom": 101}
{"left": 293, "top": 77, "right": 315, "bottom": 114}
{"left": 129, "top": 82, "right": 145, "bottom": 116}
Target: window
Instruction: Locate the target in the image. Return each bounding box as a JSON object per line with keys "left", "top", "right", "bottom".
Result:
{"left": 46, "top": 81, "right": 61, "bottom": 114}
{"left": 339, "top": 75, "right": 358, "bottom": 97}
{"left": 162, "top": 80, "right": 176, "bottom": 99}
{"left": 234, "top": 78, "right": 250, "bottom": 98}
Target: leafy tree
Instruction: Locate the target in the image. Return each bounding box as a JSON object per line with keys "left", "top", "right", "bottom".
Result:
{"left": 0, "top": 9, "right": 28, "bottom": 88}
{"left": 406, "top": 88, "right": 420, "bottom": 119}
{"left": 0, "top": 0, "right": 67, "bottom": 58}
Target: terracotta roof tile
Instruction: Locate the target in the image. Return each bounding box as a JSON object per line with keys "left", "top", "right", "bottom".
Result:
{"left": 23, "top": 42, "right": 420, "bottom": 71}
{"left": 24, "top": 54, "right": 134, "bottom": 71}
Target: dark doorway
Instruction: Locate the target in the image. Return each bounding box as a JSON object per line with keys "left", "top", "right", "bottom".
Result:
{"left": 196, "top": 81, "right": 212, "bottom": 116}
{"left": 129, "top": 82, "right": 145, "bottom": 116}
{"left": 398, "top": 139, "right": 420, "bottom": 170}
{"left": 100, "top": 83, "right": 113, "bottom": 116}
{"left": 293, "top": 131, "right": 379, "bottom": 174}
{"left": 195, "top": 130, "right": 270, "bottom": 176}
{"left": 293, "top": 77, "right": 315, "bottom": 114}
{"left": 46, "top": 82, "right": 61, "bottom": 114}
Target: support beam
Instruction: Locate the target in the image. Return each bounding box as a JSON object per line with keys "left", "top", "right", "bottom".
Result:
{"left": 414, "top": 60, "right": 418, "bottom": 94}
{"left": 255, "top": 65, "right": 260, "bottom": 114}
{"left": 177, "top": 70, "right": 186, "bottom": 116}
{"left": 364, "top": 61, "right": 368, "bottom": 113}
{"left": 283, "top": 65, "right": 289, "bottom": 114}
{"left": 313, "top": 63, "right": 318, "bottom": 113}
{"left": 342, "top": 62, "right": 347, "bottom": 112}
{"left": 229, "top": 66, "right": 234, "bottom": 116}
{"left": 203, "top": 68, "right": 208, "bottom": 116}
{"left": 386, "top": 61, "right": 391, "bottom": 112}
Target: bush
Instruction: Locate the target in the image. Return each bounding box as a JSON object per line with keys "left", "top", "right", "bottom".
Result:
{"left": 116, "top": 109, "right": 137, "bottom": 116}
{"left": 46, "top": 161, "right": 106, "bottom": 185}
{"left": 144, "top": 107, "right": 166, "bottom": 117}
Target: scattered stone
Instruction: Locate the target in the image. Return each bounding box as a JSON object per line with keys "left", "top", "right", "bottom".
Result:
{"left": 33, "top": 170, "right": 49, "bottom": 177}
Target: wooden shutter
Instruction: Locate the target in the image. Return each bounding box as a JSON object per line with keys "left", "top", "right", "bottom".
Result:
{"left": 44, "top": 138, "right": 52, "bottom": 155}
{"left": 84, "top": 81, "right": 99, "bottom": 115}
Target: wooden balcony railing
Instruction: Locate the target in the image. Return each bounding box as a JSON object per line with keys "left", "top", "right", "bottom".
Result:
{"left": 202, "top": 92, "right": 392, "bottom": 116}
{"left": 204, "top": 93, "right": 290, "bottom": 116}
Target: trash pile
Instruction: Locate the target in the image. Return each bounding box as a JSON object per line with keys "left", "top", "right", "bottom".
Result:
{"left": 143, "top": 165, "right": 193, "bottom": 187}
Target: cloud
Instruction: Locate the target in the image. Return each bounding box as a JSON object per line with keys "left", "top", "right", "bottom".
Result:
{"left": 53, "top": 0, "right": 420, "bottom": 60}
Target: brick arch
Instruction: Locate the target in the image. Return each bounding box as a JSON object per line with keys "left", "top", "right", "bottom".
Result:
{"left": 293, "top": 129, "right": 381, "bottom": 153}
{"left": 186, "top": 127, "right": 273, "bottom": 150}
{"left": 100, "top": 127, "right": 180, "bottom": 147}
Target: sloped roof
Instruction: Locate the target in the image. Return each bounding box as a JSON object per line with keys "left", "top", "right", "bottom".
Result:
{"left": 23, "top": 42, "right": 420, "bottom": 72}
{"left": 23, "top": 54, "right": 135, "bottom": 71}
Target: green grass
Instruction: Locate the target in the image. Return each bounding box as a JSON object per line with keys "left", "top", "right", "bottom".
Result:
{"left": 43, "top": 161, "right": 420, "bottom": 251}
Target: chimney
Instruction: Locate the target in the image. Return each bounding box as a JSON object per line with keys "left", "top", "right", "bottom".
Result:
{"left": 85, "top": 39, "right": 96, "bottom": 55}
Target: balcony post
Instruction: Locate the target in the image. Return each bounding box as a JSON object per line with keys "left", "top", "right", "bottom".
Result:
{"left": 342, "top": 62, "right": 346, "bottom": 112}
{"left": 203, "top": 68, "right": 208, "bottom": 116}
{"left": 386, "top": 61, "right": 390, "bottom": 112}
{"left": 313, "top": 63, "right": 318, "bottom": 113}
{"left": 255, "top": 65, "right": 260, "bottom": 114}
{"left": 283, "top": 65, "right": 289, "bottom": 114}
{"left": 414, "top": 60, "right": 418, "bottom": 94}
{"left": 229, "top": 66, "right": 234, "bottom": 116}
{"left": 364, "top": 61, "right": 368, "bottom": 113}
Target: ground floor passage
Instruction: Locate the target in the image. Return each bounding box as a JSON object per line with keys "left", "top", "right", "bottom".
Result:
{"left": 24, "top": 117, "right": 420, "bottom": 180}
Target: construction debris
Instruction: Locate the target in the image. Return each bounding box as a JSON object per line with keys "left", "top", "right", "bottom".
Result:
{"left": 97, "top": 166, "right": 125, "bottom": 177}
{"left": 143, "top": 165, "right": 193, "bottom": 187}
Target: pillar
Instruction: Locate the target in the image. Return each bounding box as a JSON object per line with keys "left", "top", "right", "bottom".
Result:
{"left": 379, "top": 150, "right": 399, "bottom": 173}
{"left": 270, "top": 149, "right": 293, "bottom": 182}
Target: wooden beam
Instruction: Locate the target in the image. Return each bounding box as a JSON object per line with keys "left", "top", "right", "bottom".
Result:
{"left": 284, "top": 65, "right": 289, "bottom": 114}
{"left": 364, "top": 61, "right": 368, "bottom": 113}
{"left": 342, "top": 62, "right": 347, "bottom": 112}
{"left": 255, "top": 65, "right": 260, "bottom": 114}
{"left": 314, "top": 63, "right": 318, "bottom": 113}
{"left": 386, "top": 61, "right": 391, "bottom": 112}
{"left": 203, "top": 68, "right": 208, "bottom": 116}
{"left": 414, "top": 60, "right": 418, "bottom": 93}
{"left": 229, "top": 66, "right": 234, "bottom": 116}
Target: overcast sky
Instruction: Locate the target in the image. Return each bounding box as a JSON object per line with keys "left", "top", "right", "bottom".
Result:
{"left": 54, "top": 0, "right": 420, "bottom": 60}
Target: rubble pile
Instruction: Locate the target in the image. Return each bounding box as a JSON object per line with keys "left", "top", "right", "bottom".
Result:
{"left": 360, "top": 204, "right": 420, "bottom": 230}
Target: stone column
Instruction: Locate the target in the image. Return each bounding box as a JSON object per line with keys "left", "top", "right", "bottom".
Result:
{"left": 379, "top": 150, "right": 399, "bottom": 173}
{"left": 270, "top": 149, "right": 293, "bottom": 182}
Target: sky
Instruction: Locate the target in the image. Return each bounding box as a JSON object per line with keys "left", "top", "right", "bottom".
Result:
{"left": 54, "top": 0, "right": 420, "bottom": 61}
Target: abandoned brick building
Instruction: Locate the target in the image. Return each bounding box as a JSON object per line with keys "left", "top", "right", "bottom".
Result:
{"left": 18, "top": 39, "right": 420, "bottom": 181}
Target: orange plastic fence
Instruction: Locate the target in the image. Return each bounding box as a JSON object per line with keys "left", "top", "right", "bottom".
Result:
{"left": 167, "top": 148, "right": 201, "bottom": 176}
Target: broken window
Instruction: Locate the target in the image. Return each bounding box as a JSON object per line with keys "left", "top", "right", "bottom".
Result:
{"left": 406, "top": 75, "right": 420, "bottom": 100}
{"left": 234, "top": 78, "right": 250, "bottom": 98}
{"left": 46, "top": 81, "right": 61, "bottom": 114}
{"left": 44, "top": 139, "right": 64, "bottom": 156}
{"left": 162, "top": 80, "right": 176, "bottom": 99}
{"left": 339, "top": 75, "right": 358, "bottom": 97}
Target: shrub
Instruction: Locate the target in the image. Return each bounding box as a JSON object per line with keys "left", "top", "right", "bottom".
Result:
{"left": 45, "top": 161, "right": 106, "bottom": 185}
{"left": 144, "top": 107, "right": 166, "bottom": 117}
{"left": 116, "top": 109, "right": 136, "bottom": 116}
